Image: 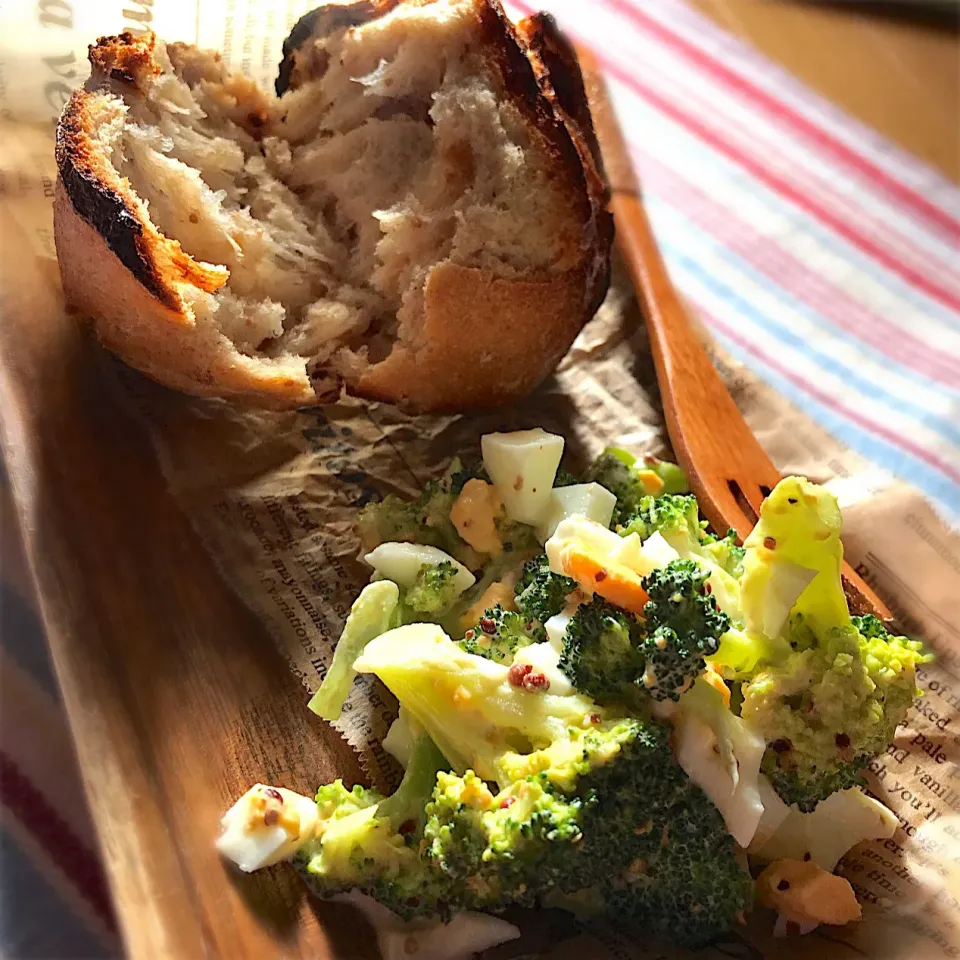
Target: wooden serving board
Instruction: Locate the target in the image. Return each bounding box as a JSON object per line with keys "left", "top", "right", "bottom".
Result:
{"left": 1, "top": 6, "right": 956, "bottom": 960}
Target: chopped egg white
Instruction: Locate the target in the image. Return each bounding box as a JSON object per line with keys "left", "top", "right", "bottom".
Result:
{"left": 544, "top": 613, "right": 571, "bottom": 652}
{"left": 609, "top": 532, "right": 657, "bottom": 577}
{"left": 481, "top": 428, "right": 564, "bottom": 525}
{"left": 217, "top": 784, "right": 319, "bottom": 872}
{"left": 750, "top": 776, "right": 792, "bottom": 851}
{"left": 382, "top": 708, "right": 424, "bottom": 769}
{"left": 512, "top": 642, "right": 575, "bottom": 696}
{"left": 637, "top": 531, "right": 680, "bottom": 568}
{"left": 673, "top": 685, "right": 766, "bottom": 848}
{"left": 334, "top": 891, "right": 521, "bottom": 960}
{"left": 363, "top": 543, "right": 475, "bottom": 595}
{"left": 743, "top": 557, "right": 817, "bottom": 640}
{"left": 545, "top": 518, "right": 682, "bottom": 585}
{"left": 750, "top": 784, "right": 898, "bottom": 871}
{"left": 537, "top": 482, "right": 617, "bottom": 543}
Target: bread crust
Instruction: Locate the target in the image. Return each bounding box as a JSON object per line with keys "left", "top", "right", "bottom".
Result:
{"left": 54, "top": 5, "right": 612, "bottom": 412}
{"left": 54, "top": 182, "right": 316, "bottom": 406}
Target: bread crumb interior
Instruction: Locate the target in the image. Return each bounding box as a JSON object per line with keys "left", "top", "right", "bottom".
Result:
{"left": 96, "top": 0, "right": 579, "bottom": 390}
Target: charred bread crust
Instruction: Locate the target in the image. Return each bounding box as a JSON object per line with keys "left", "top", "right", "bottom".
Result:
{"left": 512, "top": 10, "right": 613, "bottom": 321}
{"left": 56, "top": 97, "right": 171, "bottom": 307}
{"left": 53, "top": 179, "right": 315, "bottom": 406}
{"left": 277, "top": 1, "right": 385, "bottom": 95}
{"left": 56, "top": 32, "right": 229, "bottom": 313}
{"left": 515, "top": 13, "right": 604, "bottom": 175}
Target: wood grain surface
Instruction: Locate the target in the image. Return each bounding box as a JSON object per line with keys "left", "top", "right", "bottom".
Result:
{"left": 0, "top": 218, "right": 369, "bottom": 958}
{"left": 0, "top": 4, "right": 956, "bottom": 959}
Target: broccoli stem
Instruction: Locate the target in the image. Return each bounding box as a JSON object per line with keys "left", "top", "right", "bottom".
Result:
{"left": 379, "top": 733, "right": 448, "bottom": 838}
{"left": 308, "top": 581, "right": 400, "bottom": 722}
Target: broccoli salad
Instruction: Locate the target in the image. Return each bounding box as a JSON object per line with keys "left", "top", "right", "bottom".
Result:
{"left": 218, "top": 429, "right": 929, "bottom": 955}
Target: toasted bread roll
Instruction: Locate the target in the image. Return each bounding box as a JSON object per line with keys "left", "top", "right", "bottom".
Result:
{"left": 54, "top": 1, "right": 611, "bottom": 411}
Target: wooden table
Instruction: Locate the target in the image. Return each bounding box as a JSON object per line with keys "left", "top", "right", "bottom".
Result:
{"left": 692, "top": 0, "right": 960, "bottom": 182}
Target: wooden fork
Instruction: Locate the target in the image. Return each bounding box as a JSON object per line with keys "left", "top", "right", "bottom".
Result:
{"left": 579, "top": 55, "right": 891, "bottom": 620}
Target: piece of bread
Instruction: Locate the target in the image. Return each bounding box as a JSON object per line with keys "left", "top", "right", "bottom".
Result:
{"left": 54, "top": 0, "right": 611, "bottom": 412}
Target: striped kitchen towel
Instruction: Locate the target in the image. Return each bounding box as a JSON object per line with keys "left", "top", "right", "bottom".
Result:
{"left": 508, "top": 0, "right": 960, "bottom": 525}
{"left": 0, "top": 471, "right": 120, "bottom": 958}
{"left": 2, "top": 3, "right": 958, "bottom": 958}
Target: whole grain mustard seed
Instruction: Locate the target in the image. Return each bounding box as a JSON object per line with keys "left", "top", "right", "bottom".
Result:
{"left": 508, "top": 662, "right": 533, "bottom": 686}
{"left": 522, "top": 671, "right": 550, "bottom": 692}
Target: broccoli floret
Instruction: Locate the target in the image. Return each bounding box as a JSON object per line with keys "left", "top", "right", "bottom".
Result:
{"left": 559, "top": 561, "right": 729, "bottom": 706}
{"left": 602, "top": 787, "right": 754, "bottom": 947}
{"left": 553, "top": 468, "right": 580, "bottom": 488}
{"left": 425, "top": 770, "right": 594, "bottom": 909}
{"left": 735, "top": 477, "right": 930, "bottom": 811}
{"left": 852, "top": 613, "right": 890, "bottom": 639}
{"left": 405, "top": 561, "right": 461, "bottom": 615}
{"left": 618, "top": 493, "right": 701, "bottom": 543}
{"left": 295, "top": 732, "right": 451, "bottom": 919}
{"left": 699, "top": 528, "right": 746, "bottom": 579}
{"left": 513, "top": 554, "right": 578, "bottom": 623}
{"left": 559, "top": 599, "right": 645, "bottom": 705}
{"left": 460, "top": 605, "right": 545, "bottom": 663}
{"left": 357, "top": 461, "right": 466, "bottom": 558}
{"left": 357, "top": 460, "right": 536, "bottom": 567}
{"left": 642, "top": 560, "right": 730, "bottom": 650}
{"left": 423, "top": 713, "right": 751, "bottom": 946}
{"left": 587, "top": 450, "right": 659, "bottom": 525}
{"left": 617, "top": 495, "right": 744, "bottom": 618}
{"left": 762, "top": 755, "right": 869, "bottom": 814}
{"left": 639, "top": 560, "right": 730, "bottom": 701}
{"left": 350, "top": 623, "right": 753, "bottom": 944}
{"left": 744, "top": 618, "right": 927, "bottom": 811}
{"left": 618, "top": 494, "right": 744, "bottom": 580}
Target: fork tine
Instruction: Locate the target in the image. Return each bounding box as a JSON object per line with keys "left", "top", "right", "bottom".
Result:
{"left": 690, "top": 474, "right": 754, "bottom": 542}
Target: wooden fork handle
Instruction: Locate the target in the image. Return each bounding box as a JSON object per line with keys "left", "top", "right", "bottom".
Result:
{"left": 579, "top": 56, "right": 778, "bottom": 534}
{"left": 578, "top": 51, "right": 892, "bottom": 622}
